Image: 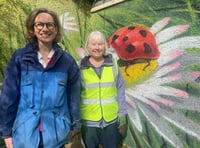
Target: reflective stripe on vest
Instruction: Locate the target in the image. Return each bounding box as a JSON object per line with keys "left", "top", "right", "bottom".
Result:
{"left": 80, "top": 58, "right": 118, "bottom": 122}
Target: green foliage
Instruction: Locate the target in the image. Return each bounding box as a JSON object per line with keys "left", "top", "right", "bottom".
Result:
{"left": 186, "top": 48, "right": 200, "bottom": 55}
{"left": 0, "top": 138, "right": 6, "bottom": 148}
{"left": 0, "top": 0, "right": 30, "bottom": 81}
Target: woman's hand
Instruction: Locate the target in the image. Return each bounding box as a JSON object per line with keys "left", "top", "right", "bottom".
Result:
{"left": 118, "top": 116, "right": 127, "bottom": 136}
{"left": 68, "top": 129, "right": 81, "bottom": 142}
{"left": 4, "top": 137, "right": 13, "bottom": 148}
{"left": 118, "top": 125, "right": 126, "bottom": 135}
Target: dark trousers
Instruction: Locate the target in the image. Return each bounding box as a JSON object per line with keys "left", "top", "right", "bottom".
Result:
{"left": 38, "top": 132, "right": 44, "bottom": 148}
{"left": 81, "top": 122, "right": 120, "bottom": 148}
{"left": 38, "top": 132, "right": 64, "bottom": 148}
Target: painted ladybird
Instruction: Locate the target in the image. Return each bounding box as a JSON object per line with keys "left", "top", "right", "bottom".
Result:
{"left": 107, "top": 26, "right": 160, "bottom": 75}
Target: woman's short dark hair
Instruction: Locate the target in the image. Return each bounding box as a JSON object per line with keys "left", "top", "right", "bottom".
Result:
{"left": 26, "top": 8, "right": 62, "bottom": 43}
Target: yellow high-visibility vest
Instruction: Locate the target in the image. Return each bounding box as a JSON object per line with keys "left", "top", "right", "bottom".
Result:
{"left": 80, "top": 59, "right": 118, "bottom": 122}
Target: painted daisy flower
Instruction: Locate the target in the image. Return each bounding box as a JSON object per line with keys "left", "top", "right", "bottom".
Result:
{"left": 59, "top": 12, "right": 78, "bottom": 34}
{"left": 109, "top": 17, "right": 200, "bottom": 147}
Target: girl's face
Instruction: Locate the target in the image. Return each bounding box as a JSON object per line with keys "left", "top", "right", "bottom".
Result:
{"left": 87, "top": 36, "right": 105, "bottom": 59}
{"left": 34, "top": 13, "right": 58, "bottom": 45}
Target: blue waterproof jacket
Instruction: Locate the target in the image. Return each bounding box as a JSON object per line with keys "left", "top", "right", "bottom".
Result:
{"left": 0, "top": 42, "right": 81, "bottom": 148}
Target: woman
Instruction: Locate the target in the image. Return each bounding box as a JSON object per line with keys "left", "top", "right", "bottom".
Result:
{"left": 80, "top": 31, "right": 127, "bottom": 148}
{"left": 0, "top": 8, "right": 81, "bottom": 148}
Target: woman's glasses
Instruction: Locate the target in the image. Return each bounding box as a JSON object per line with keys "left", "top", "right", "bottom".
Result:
{"left": 34, "top": 22, "right": 55, "bottom": 30}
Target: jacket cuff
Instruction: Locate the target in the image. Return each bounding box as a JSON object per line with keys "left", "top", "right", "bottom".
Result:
{"left": 71, "top": 121, "right": 81, "bottom": 131}
{"left": 0, "top": 129, "right": 12, "bottom": 139}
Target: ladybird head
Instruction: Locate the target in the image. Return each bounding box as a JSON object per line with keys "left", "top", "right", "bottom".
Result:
{"left": 107, "top": 26, "right": 160, "bottom": 61}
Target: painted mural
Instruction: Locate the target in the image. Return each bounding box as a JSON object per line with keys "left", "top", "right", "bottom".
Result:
{"left": 0, "top": 0, "right": 200, "bottom": 148}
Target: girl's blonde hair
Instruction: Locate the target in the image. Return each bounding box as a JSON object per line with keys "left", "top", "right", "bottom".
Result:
{"left": 84, "top": 31, "right": 109, "bottom": 56}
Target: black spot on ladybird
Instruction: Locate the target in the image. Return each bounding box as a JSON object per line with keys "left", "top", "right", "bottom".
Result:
{"left": 111, "top": 34, "right": 119, "bottom": 44}
{"left": 123, "top": 36, "right": 128, "bottom": 42}
{"left": 139, "top": 30, "right": 147, "bottom": 37}
{"left": 144, "top": 43, "right": 152, "bottom": 54}
{"left": 128, "top": 26, "right": 135, "bottom": 30}
{"left": 126, "top": 44, "right": 136, "bottom": 53}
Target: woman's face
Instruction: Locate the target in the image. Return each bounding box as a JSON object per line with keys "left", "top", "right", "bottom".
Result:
{"left": 87, "top": 36, "right": 105, "bottom": 59}
{"left": 34, "top": 13, "right": 57, "bottom": 45}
